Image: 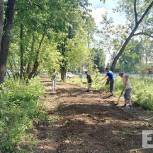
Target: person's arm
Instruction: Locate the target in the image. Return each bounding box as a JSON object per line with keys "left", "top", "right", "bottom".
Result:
{"left": 101, "top": 77, "right": 108, "bottom": 85}
{"left": 102, "top": 76, "right": 106, "bottom": 80}
{"left": 102, "top": 75, "right": 108, "bottom": 81}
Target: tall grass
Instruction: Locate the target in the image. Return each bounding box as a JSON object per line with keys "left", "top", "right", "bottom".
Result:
{"left": 0, "top": 77, "right": 44, "bottom": 153}
{"left": 131, "top": 78, "right": 153, "bottom": 110}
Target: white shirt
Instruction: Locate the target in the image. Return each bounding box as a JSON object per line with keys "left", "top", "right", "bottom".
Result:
{"left": 123, "top": 74, "right": 132, "bottom": 89}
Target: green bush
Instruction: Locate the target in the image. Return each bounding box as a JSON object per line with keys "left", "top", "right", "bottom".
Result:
{"left": 0, "top": 77, "right": 44, "bottom": 153}
{"left": 131, "top": 78, "right": 153, "bottom": 110}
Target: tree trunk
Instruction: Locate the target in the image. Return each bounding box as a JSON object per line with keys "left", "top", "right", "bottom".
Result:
{"left": 0, "top": 0, "right": 16, "bottom": 83}
{"left": 28, "top": 61, "right": 39, "bottom": 79}
{"left": 28, "top": 30, "right": 46, "bottom": 79}
{"left": 60, "top": 62, "right": 67, "bottom": 81}
{"left": 0, "top": 0, "right": 3, "bottom": 83}
{"left": 8, "top": 59, "right": 16, "bottom": 80}
{"left": 19, "top": 23, "right": 24, "bottom": 79}
{"left": 110, "top": 27, "right": 137, "bottom": 71}
{"left": 0, "top": 0, "right": 3, "bottom": 43}
{"left": 60, "top": 42, "right": 67, "bottom": 81}
{"left": 26, "top": 33, "right": 35, "bottom": 77}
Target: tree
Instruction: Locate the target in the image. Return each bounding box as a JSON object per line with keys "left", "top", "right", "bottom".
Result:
{"left": 0, "top": 0, "right": 16, "bottom": 83}
{"left": 0, "top": 0, "right": 95, "bottom": 82}
{"left": 4, "top": 0, "right": 94, "bottom": 82}
{"left": 111, "top": 0, "right": 153, "bottom": 71}
{"left": 140, "top": 38, "right": 153, "bottom": 64}
{"left": 92, "top": 48, "right": 105, "bottom": 71}
{"left": 97, "top": 14, "right": 128, "bottom": 67}
{"left": 0, "top": 0, "right": 3, "bottom": 45}
{"left": 66, "top": 29, "right": 91, "bottom": 71}
{"left": 53, "top": 0, "right": 94, "bottom": 81}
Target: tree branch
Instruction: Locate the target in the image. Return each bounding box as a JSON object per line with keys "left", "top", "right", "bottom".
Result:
{"left": 137, "top": 1, "right": 153, "bottom": 25}
{"left": 133, "top": 32, "right": 153, "bottom": 38}
{"left": 134, "top": 0, "right": 138, "bottom": 24}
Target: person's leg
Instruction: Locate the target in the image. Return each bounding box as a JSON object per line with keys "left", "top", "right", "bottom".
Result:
{"left": 127, "top": 89, "right": 132, "bottom": 106}
{"left": 124, "top": 90, "right": 128, "bottom": 106}
{"left": 110, "top": 79, "right": 114, "bottom": 95}
{"left": 87, "top": 82, "right": 91, "bottom": 91}
{"left": 124, "top": 89, "right": 132, "bottom": 108}
{"left": 105, "top": 79, "right": 110, "bottom": 93}
{"left": 54, "top": 80, "right": 56, "bottom": 92}
{"left": 89, "top": 83, "right": 92, "bottom": 91}
{"left": 87, "top": 82, "right": 89, "bottom": 91}
{"left": 52, "top": 80, "right": 55, "bottom": 92}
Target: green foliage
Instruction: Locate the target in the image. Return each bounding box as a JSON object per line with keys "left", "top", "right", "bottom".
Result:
{"left": 97, "top": 0, "right": 153, "bottom": 71}
{"left": 91, "top": 69, "right": 105, "bottom": 90}
{"left": 40, "top": 40, "right": 62, "bottom": 74}
{"left": 117, "top": 40, "right": 142, "bottom": 72}
{"left": 92, "top": 48, "right": 105, "bottom": 69}
{"left": 0, "top": 78, "right": 44, "bottom": 153}
{"left": 66, "top": 30, "right": 91, "bottom": 70}
{"left": 131, "top": 78, "right": 153, "bottom": 110}
{"left": 7, "top": 0, "right": 95, "bottom": 80}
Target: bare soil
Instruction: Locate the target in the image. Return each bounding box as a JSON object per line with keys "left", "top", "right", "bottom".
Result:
{"left": 32, "top": 77, "right": 153, "bottom": 153}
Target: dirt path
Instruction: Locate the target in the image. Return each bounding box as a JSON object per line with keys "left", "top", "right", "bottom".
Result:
{"left": 33, "top": 77, "right": 153, "bottom": 153}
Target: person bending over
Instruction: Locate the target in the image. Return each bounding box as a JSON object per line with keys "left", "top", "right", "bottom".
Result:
{"left": 102, "top": 68, "right": 114, "bottom": 96}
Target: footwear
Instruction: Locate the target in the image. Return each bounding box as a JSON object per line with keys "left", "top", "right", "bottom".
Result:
{"left": 121, "top": 104, "right": 126, "bottom": 107}
{"left": 125, "top": 104, "right": 133, "bottom": 110}
{"left": 129, "top": 105, "right": 133, "bottom": 109}
{"left": 110, "top": 92, "right": 113, "bottom": 96}
{"left": 52, "top": 91, "right": 56, "bottom": 94}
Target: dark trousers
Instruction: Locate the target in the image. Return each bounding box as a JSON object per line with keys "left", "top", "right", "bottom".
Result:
{"left": 106, "top": 79, "right": 114, "bottom": 93}
{"left": 110, "top": 79, "right": 114, "bottom": 93}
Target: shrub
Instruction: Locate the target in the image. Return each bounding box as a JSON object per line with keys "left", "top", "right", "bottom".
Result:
{"left": 0, "top": 77, "right": 44, "bottom": 153}
{"left": 131, "top": 78, "right": 153, "bottom": 110}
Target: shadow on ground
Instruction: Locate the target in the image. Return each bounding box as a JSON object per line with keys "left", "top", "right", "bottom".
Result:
{"left": 25, "top": 79, "right": 153, "bottom": 153}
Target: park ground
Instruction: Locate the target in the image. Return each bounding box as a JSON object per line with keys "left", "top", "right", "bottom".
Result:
{"left": 25, "top": 76, "right": 153, "bottom": 153}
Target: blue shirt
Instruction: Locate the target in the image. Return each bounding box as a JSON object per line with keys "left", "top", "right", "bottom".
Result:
{"left": 106, "top": 71, "right": 114, "bottom": 80}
